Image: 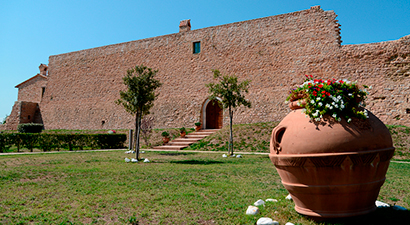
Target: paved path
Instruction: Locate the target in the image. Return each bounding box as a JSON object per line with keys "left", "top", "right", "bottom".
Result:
{"left": 0, "top": 149, "right": 409, "bottom": 164}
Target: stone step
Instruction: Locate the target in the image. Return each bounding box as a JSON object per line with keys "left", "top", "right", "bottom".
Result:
{"left": 185, "top": 134, "right": 209, "bottom": 138}
{"left": 172, "top": 138, "right": 202, "bottom": 142}
{"left": 152, "top": 129, "right": 220, "bottom": 150}
{"left": 167, "top": 142, "right": 192, "bottom": 146}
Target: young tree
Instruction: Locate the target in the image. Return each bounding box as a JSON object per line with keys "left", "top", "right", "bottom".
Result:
{"left": 206, "top": 69, "right": 251, "bottom": 156}
{"left": 116, "top": 65, "right": 162, "bottom": 160}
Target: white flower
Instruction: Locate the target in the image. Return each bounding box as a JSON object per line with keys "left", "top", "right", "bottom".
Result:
{"left": 302, "top": 109, "right": 306, "bottom": 113}
{"left": 316, "top": 97, "right": 321, "bottom": 101}
{"left": 334, "top": 104, "right": 338, "bottom": 108}
{"left": 315, "top": 118, "right": 321, "bottom": 121}
{"left": 297, "top": 101, "right": 301, "bottom": 106}
{"left": 325, "top": 104, "right": 330, "bottom": 108}
{"left": 318, "top": 102, "right": 323, "bottom": 107}
{"left": 329, "top": 106, "right": 333, "bottom": 109}
{"left": 337, "top": 118, "right": 341, "bottom": 122}
{"left": 348, "top": 93, "right": 353, "bottom": 97}
{"left": 337, "top": 95, "right": 342, "bottom": 99}
{"left": 332, "top": 114, "right": 337, "bottom": 118}
{"left": 347, "top": 118, "right": 352, "bottom": 123}
{"left": 284, "top": 100, "right": 289, "bottom": 104}
{"left": 310, "top": 100, "right": 315, "bottom": 104}
{"left": 341, "top": 104, "right": 345, "bottom": 109}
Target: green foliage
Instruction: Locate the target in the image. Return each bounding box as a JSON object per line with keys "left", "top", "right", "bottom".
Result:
{"left": 115, "top": 65, "right": 162, "bottom": 116}
{"left": 161, "top": 131, "right": 170, "bottom": 137}
{"left": 195, "top": 122, "right": 201, "bottom": 126}
{"left": 206, "top": 69, "right": 251, "bottom": 109}
{"left": 179, "top": 127, "right": 186, "bottom": 133}
{"left": 116, "top": 64, "right": 162, "bottom": 159}
{"left": 17, "top": 123, "right": 44, "bottom": 133}
{"left": 287, "top": 75, "right": 368, "bottom": 122}
{"left": 206, "top": 69, "right": 251, "bottom": 155}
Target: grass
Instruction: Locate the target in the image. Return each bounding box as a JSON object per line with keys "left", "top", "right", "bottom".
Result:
{"left": 0, "top": 151, "right": 409, "bottom": 224}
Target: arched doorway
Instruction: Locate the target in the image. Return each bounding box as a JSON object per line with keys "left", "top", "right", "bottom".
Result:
{"left": 202, "top": 99, "right": 223, "bottom": 129}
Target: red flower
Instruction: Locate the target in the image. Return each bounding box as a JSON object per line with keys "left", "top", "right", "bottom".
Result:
{"left": 318, "top": 84, "right": 323, "bottom": 88}
{"left": 313, "top": 91, "right": 317, "bottom": 96}
{"left": 339, "top": 80, "right": 344, "bottom": 84}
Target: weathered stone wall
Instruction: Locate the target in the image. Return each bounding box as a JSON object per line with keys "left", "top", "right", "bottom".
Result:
{"left": 338, "top": 35, "right": 410, "bottom": 126}
{"left": 5, "top": 101, "right": 40, "bottom": 130}
{"left": 40, "top": 6, "right": 343, "bottom": 130}
{"left": 17, "top": 75, "right": 47, "bottom": 103}
{"left": 24, "top": 6, "right": 408, "bottom": 130}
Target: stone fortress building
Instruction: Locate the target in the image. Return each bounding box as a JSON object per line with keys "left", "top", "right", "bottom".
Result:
{"left": 3, "top": 6, "right": 410, "bottom": 131}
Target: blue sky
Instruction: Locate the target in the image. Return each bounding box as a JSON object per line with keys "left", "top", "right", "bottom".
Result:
{"left": 1, "top": 0, "right": 409, "bottom": 123}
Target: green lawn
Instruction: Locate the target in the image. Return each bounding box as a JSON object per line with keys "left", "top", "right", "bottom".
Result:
{"left": 0, "top": 151, "right": 409, "bottom": 224}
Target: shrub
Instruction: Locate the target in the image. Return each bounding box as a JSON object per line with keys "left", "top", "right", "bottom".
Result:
{"left": 17, "top": 123, "right": 44, "bottom": 133}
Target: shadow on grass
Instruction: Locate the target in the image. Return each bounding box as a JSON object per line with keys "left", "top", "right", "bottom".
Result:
{"left": 158, "top": 152, "right": 198, "bottom": 156}
{"left": 311, "top": 207, "right": 410, "bottom": 225}
{"left": 170, "top": 159, "right": 224, "bottom": 165}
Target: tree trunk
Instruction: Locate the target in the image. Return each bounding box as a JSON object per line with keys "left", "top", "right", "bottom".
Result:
{"left": 135, "top": 111, "right": 142, "bottom": 160}
{"left": 229, "top": 106, "right": 234, "bottom": 155}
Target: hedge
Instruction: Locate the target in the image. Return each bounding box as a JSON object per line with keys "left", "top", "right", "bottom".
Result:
{"left": 0, "top": 133, "right": 126, "bottom": 152}
{"left": 17, "top": 123, "right": 44, "bottom": 133}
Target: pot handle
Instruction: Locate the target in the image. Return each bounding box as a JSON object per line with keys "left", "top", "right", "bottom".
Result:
{"left": 271, "top": 126, "right": 286, "bottom": 154}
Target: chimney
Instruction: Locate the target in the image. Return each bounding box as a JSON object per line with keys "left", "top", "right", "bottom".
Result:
{"left": 179, "top": 19, "right": 191, "bottom": 33}
{"left": 39, "top": 64, "right": 48, "bottom": 76}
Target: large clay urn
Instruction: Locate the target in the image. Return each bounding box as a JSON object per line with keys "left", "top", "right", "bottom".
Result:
{"left": 270, "top": 106, "right": 394, "bottom": 218}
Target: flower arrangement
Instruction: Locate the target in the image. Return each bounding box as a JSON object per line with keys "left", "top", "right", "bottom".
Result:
{"left": 286, "top": 75, "right": 369, "bottom": 122}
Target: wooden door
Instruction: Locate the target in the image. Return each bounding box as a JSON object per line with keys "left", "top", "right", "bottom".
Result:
{"left": 206, "top": 100, "right": 222, "bottom": 129}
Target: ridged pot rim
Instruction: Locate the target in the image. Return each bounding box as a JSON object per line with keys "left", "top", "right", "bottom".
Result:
{"left": 269, "top": 147, "right": 394, "bottom": 158}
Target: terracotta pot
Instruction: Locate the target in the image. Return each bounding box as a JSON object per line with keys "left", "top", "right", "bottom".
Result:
{"left": 195, "top": 125, "right": 201, "bottom": 132}
{"left": 162, "top": 137, "right": 170, "bottom": 144}
{"left": 270, "top": 108, "right": 394, "bottom": 218}
{"left": 180, "top": 132, "right": 186, "bottom": 138}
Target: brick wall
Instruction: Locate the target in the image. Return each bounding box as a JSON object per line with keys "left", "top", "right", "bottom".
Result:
{"left": 28, "top": 6, "right": 409, "bottom": 130}
{"left": 4, "top": 101, "right": 40, "bottom": 130}
{"left": 17, "top": 75, "right": 47, "bottom": 103}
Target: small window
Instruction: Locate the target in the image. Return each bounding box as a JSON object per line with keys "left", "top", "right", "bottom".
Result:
{"left": 41, "top": 87, "right": 46, "bottom": 98}
{"left": 406, "top": 108, "right": 410, "bottom": 114}
{"left": 193, "top": 41, "right": 200, "bottom": 54}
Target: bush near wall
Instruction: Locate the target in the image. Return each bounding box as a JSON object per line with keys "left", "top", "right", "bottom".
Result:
{"left": 17, "top": 123, "right": 44, "bottom": 133}
{"left": 0, "top": 133, "right": 126, "bottom": 152}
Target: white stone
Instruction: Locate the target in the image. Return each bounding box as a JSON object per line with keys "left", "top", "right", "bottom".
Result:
{"left": 256, "top": 217, "right": 277, "bottom": 225}
{"left": 125, "top": 150, "right": 131, "bottom": 154}
{"left": 131, "top": 158, "right": 138, "bottom": 163}
{"left": 222, "top": 154, "right": 227, "bottom": 158}
{"left": 285, "top": 194, "right": 292, "bottom": 200}
{"left": 141, "top": 151, "right": 145, "bottom": 153}
{"left": 236, "top": 154, "right": 242, "bottom": 158}
{"left": 392, "top": 205, "right": 408, "bottom": 211}
{"left": 254, "top": 199, "right": 265, "bottom": 206}
{"left": 246, "top": 206, "right": 259, "bottom": 215}
{"left": 285, "top": 223, "right": 295, "bottom": 225}
{"left": 144, "top": 158, "right": 150, "bottom": 163}
{"left": 375, "top": 200, "right": 390, "bottom": 207}
{"left": 266, "top": 199, "right": 278, "bottom": 202}
{"left": 124, "top": 158, "right": 130, "bottom": 163}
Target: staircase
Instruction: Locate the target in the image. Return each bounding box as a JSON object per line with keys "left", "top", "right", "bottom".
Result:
{"left": 152, "top": 129, "right": 220, "bottom": 150}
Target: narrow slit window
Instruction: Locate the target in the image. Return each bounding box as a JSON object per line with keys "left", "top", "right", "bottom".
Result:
{"left": 193, "top": 41, "right": 200, "bottom": 54}
{"left": 41, "top": 87, "right": 46, "bottom": 98}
